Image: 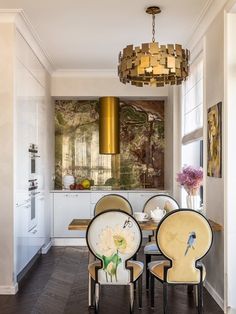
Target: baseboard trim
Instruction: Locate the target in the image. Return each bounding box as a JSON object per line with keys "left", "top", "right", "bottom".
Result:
{"left": 0, "top": 283, "right": 18, "bottom": 295}
{"left": 205, "top": 280, "right": 224, "bottom": 310}
{"left": 52, "top": 238, "right": 87, "bottom": 246}
{"left": 41, "top": 240, "right": 53, "bottom": 254}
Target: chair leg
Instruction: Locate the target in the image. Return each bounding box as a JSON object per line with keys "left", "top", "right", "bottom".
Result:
{"left": 163, "top": 282, "right": 168, "bottom": 314}
{"left": 197, "top": 282, "right": 203, "bottom": 314}
{"left": 145, "top": 254, "right": 151, "bottom": 290}
{"left": 187, "top": 285, "right": 194, "bottom": 294}
{"left": 95, "top": 283, "right": 100, "bottom": 313}
{"left": 150, "top": 274, "right": 155, "bottom": 308}
{"left": 195, "top": 285, "right": 198, "bottom": 307}
{"left": 88, "top": 274, "right": 92, "bottom": 307}
{"left": 138, "top": 276, "right": 142, "bottom": 309}
{"left": 129, "top": 282, "right": 134, "bottom": 314}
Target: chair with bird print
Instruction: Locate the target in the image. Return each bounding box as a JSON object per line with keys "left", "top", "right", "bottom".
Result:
{"left": 86, "top": 209, "right": 143, "bottom": 313}
{"left": 149, "top": 209, "right": 213, "bottom": 314}
{"left": 143, "top": 194, "right": 180, "bottom": 289}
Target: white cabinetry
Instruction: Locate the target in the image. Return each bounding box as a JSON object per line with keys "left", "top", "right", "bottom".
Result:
{"left": 35, "top": 193, "right": 46, "bottom": 245}
{"left": 14, "top": 31, "right": 50, "bottom": 276}
{"left": 15, "top": 202, "right": 31, "bottom": 275}
{"left": 15, "top": 198, "right": 43, "bottom": 275}
{"left": 53, "top": 193, "right": 90, "bottom": 237}
{"left": 52, "top": 191, "right": 166, "bottom": 239}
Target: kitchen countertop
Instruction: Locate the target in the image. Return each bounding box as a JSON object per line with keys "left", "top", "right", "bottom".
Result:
{"left": 51, "top": 189, "right": 168, "bottom": 193}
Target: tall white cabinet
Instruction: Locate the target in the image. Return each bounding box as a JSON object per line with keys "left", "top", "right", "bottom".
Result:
{"left": 14, "top": 31, "right": 52, "bottom": 277}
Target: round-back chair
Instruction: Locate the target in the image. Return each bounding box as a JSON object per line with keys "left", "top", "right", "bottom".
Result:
{"left": 86, "top": 210, "right": 143, "bottom": 312}
{"left": 149, "top": 209, "right": 213, "bottom": 313}
{"left": 143, "top": 194, "right": 180, "bottom": 289}
{"left": 94, "top": 194, "right": 133, "bottom": 216}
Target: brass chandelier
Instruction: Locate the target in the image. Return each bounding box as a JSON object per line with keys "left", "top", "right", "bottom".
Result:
{"left": 118, "top": 6, "right": 189, "bottom": 87}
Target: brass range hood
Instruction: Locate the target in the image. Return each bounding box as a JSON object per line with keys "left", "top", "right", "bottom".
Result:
{"left": 99, "top": 97, "right": 120, "bottom": 154}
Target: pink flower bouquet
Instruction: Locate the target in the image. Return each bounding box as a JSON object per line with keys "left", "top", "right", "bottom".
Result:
{"left": 176, "top": 166, "right": 203, "bottom": 195}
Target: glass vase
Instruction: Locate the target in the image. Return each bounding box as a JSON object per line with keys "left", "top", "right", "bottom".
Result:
{"left": 186, "top": 194, "right": 201, "bottom": 211}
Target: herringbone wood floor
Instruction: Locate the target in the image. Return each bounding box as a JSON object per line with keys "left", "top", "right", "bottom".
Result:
{"left": 0, "top": 247, "right": 223, "bottom": 314}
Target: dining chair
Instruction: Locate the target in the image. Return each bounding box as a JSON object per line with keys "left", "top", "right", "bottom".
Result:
{"left": 149, "top": 209, "right": 213, "bottom": 314}
{"left": 143, "top": 194, "right": 180, "bottom": 289}
{"left": 86, "top": 209, "right": 143, "bottom": 313}
{"left": 94, "top": 194, "right": 133, "bottom": 216}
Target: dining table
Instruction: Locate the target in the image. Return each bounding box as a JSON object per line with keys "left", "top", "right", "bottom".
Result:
{"left": 68, "top": 217, "right": 223, "bottom": 232}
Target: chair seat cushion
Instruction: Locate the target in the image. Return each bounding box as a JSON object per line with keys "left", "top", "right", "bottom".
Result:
{"left": 148, "top": 260, "right": 206, "bottom": 283}
{"left": 144, "top": 241, "right": 161, "bottom": 255}
{"left": 88, "top": 260, "right": 143, "bottom": 282}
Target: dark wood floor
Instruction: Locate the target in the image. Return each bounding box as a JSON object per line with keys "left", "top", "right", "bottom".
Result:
{"left": 0, "top": 247, "right": 223, "bottom": 314}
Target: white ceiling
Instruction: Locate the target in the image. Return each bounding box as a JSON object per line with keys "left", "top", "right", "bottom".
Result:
{"left": 0, "top": 0, "right": 210, "bottom": 70}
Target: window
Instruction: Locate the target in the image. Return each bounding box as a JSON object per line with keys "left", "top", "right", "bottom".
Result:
{"left": 181, "top": 53, "right": 203, "bottom": 207}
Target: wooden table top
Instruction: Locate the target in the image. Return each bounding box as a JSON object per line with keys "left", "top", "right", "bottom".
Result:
{"left": 68, "top": 218, "right": 223, "bottom": 232}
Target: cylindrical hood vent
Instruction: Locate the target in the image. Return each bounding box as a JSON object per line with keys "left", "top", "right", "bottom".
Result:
{"left": 99, "top": 96, "right": 120, "bottom": 154}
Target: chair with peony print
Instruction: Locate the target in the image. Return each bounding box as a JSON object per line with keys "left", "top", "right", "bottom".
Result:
{"left": 143, "top": 194, "right": 180, "bottom": 289}
{"left": 149, "top": 209, "right": 213, "bottom": 314}
{"left": 86, "top": 209, "right": 143, "bottom": 313}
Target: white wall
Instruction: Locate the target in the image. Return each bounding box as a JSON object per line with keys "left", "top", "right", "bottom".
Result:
{"left": 225, "top": 11, "right": 236, "bottom": 314}
{"left": 0, "top": 22, "right": 16, "bottom": 293}
{"left": 51, "top": 71, "right": 168, "bottom": 98}
{"left": 203, "top": 10, "right": 224, "bottom": 306}
{"left": 165, "top": 86, "right": 182, "bottom": 201}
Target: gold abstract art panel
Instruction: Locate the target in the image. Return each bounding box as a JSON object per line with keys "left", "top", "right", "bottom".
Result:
{"left": 55, "top": 100, "right": 164, "bottom": 189}
{"left": 207, "top": 102, "right": 222, "bottom": 178}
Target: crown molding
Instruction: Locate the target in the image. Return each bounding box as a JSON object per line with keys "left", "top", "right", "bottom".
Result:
{"left": 52, "top": 69, "right": 117, "bottom": 78}
{"left": 0, "top": 9, "right": 54, "bottom": 74}
{"left": 185, "top": 0, "right": 229, "bottom": 52}
{"left": 0, "top": 9, "right": 21, "bottom": 23}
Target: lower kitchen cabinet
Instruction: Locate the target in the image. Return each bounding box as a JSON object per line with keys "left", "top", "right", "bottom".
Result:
{"left": 52, "top": 190, "right": 167, "bottom": 239}
{"left": 53, "top": 193, "right": 91, "bottom": 237}
{"left": 15, "top": 193, "right": 46, "bottom": 275}
{"left": 15, "top": 202, "right": 31, "bottom": 275}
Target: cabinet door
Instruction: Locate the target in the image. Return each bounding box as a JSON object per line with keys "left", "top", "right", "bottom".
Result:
{"left": 128, "top": 193, "right": 159, "bottom": 213}
{"left": 15, "top": 202, "right": 31, "bottom": 275}
{"left": 15, "top": 60, "right": 30, "bottom": 204}
{"left": 53, "top": 193, "right": 90, "bottom": 237}
{"left": 35, "top": 194, "right": 46, "bottom": 246}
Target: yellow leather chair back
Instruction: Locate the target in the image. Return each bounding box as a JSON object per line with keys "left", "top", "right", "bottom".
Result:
{"left": 94, "top": 194, "right": 133, "bottom": 216}
{"left": 157, "top": 210, "right": 213, "bottom": 283}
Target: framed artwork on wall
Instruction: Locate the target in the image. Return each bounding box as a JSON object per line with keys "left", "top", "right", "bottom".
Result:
{"left": 207, "top": 102, "right": 222, "bottom": 178}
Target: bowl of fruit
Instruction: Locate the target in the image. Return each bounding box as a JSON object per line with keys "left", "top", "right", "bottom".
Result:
{"left": 70, "top": 178, "right": 91, "bottom": 190}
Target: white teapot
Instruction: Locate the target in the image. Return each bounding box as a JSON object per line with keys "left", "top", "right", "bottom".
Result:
{"left": 150, "top": 207, "right": 166, "bottom": 220}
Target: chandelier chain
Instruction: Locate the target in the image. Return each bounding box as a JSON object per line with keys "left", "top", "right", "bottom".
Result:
{"left": 152, "top": 13, "right": 155, "bottom": 42}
